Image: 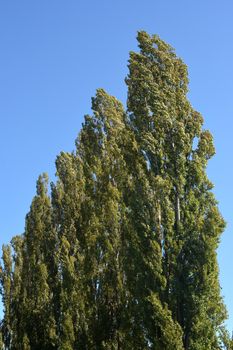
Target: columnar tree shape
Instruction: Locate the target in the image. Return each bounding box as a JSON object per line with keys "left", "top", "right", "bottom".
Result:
{"left": 0, "top": 236, "right": 25, "bottom": 350}
{"left": 20, "top": 174, "right": 58, "bottom": 349}
{"left": 0, "top": 31, "right": 227, "bottom": 350}
{"left": 77, "top": 90, "right": 127, "bottom": 348}
{"left": 126, "top": 31, "right": 226, "bottom": 349}
{"left": 0, "top": 244, "right": 13, "bottom": 348}
{"left": 52, "top": 151, "right": 86, "bottom": 349}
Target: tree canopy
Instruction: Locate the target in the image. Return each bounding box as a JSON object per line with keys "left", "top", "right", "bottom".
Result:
{"left": 0, "top": 31, "right": 230, "bottom": 350}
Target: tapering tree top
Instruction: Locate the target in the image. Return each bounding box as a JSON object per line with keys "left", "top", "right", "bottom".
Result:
{"left": 36, "top": 173, "right": 49, "bottom": 197}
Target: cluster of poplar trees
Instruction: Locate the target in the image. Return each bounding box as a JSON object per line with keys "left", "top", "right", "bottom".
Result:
{"left": 0, "top": 32, "right": 231, "bottom": 350}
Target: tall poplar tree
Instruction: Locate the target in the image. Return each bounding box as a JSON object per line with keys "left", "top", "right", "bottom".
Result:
{"left": 126, "top": 31, "right": 226, "bottom": 349}
{"left": 52, "top": 151, "right": 86, "bottom": 349}
{"left": 0, "top": 244, "right": 13, "bottom": 348}
{"left": 76, "top": 89, "right": 127, "bottom": 348}
{"left": 0, "top": 236, "right": 24, "bottom": 349}
{"left": 19, "top": 174, "right": 58, "bottom": 349}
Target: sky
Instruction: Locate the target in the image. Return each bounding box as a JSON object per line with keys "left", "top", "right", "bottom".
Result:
{"left": 1, "top": 0, "right": 233, "bottom": 330}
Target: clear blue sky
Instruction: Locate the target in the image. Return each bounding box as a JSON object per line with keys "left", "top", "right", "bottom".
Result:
{"left": 1, "top": 0, "right": 233, "bottom": 330}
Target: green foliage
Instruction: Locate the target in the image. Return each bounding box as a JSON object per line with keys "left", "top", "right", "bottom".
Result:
{"left": 0, "top": 31, "right": 227, "bottom": 349}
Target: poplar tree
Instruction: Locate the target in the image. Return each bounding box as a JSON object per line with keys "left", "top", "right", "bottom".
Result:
{"left": 0, "top": 244, "right": 13, "bottom": 348}
{"left": 9, "top": 235, "right": 24, "bottom": 349}
{"left": 52, "top": 151, "right": 86, "bottom": 349}
{"left": 19, "top": 174, "right": 58, "bottom": 349}
{"left": 0, "top": 235, "right": 24, "bottom": 349}
{"left": 126, "top": 31, "right": 226, "bottom": 349}
{"left": 75, "top": 89, "right": 127, "bottom": 348}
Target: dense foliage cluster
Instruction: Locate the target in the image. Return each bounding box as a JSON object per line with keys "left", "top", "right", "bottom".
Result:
{"left": 0, "top": 31, "right": 230, "bottom": 349}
